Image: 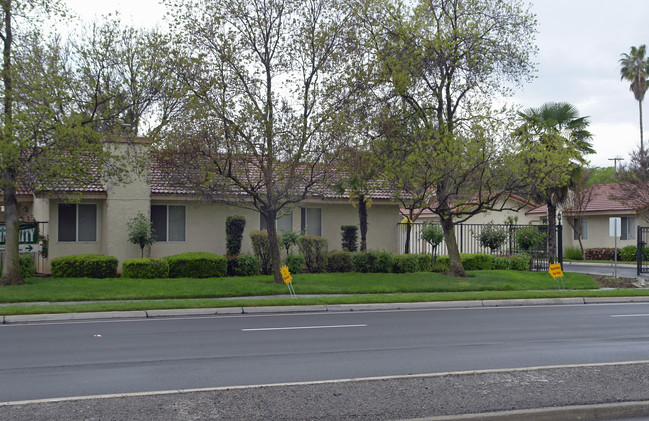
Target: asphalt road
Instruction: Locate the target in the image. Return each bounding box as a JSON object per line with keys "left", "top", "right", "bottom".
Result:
{"left": 3, "top": 303, "right": 649, "bottom": 405}
{"left": 564, "top": 261, "right": 648, "bottom": 279}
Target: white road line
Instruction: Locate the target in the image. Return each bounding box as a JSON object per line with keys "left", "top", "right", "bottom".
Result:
{"left": 611, "top": 314, "right": 649, "bottom": 317}
{"left": 241, "top": 324, "right": 367, "bottom": 332}
{"left": 4, "top": 360, "right": 649, "bottom": 407}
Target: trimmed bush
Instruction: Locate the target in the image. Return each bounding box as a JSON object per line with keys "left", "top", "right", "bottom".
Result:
{"left": 462, "top": 253, "right": 493, "bottom": 270}
{"left": 477, "top": 223, "right": 507, "bottom": 253}
{"left": 515, "top": 225, "right": 546, "bottom": 252}
{"left": 296, "top": 236, "right": 328, "bottom": 273}
{"left": 619, "top": 245, "right": 637, "bottom": 262}
{"left": 509, "top": 254, "right": 531, "bottom": 271}
{"left": 431, "top": 255, "right": 450, "bottom": 272}
{"left": 226, "top": 215, "right": 246, "bottom": 256}
{"left": 285, "top": 253, "right": 305, "bottom": 274}
{"left": 584, "top": 248, "right": 617, "bottom": 261}
{"left": 564, "top": 246, "right": 583, "bottom": 260}
{"left": 341, "top": 225, "right": 358, "bottom": 252}
{"left": 163, "top": 252, "right": 227, "bottom": 278}
{"left": 493, "top": 256, "right": 510, "bottom": 270}
{"left": 351, "top": 251, "right": 370, "bottom": 273}
{"left": 235, "top": 253, "right": 260, "bottom": 276}
{"left": 416, "top": 253, "right": 432, "bottom": 272}
{"left": 19, "top": 253, "right": 35, "bottom": 279}
{"left": 51, "top": 254, "right": 118, "bottom": 278}
{"left": 122, "top": 258, "right": 170, "bottom": 279}
{"left": 250, "top": 230, "right": 273, "bottom": 275}
{"left": 327, "top": 251, "right": 352, "bottom": 273}
{"left": 393, "top": 254, "right": 419, "bottom": 273}
{"left": 369, "top": 250, "right": 394, "bottom": 273}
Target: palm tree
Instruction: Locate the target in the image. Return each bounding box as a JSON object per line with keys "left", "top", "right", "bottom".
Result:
{"left": 517, "top": 102, "right": 594, "bottom": 263}
{"left": 620, "top": 45, "right": 649, "bottom": 155}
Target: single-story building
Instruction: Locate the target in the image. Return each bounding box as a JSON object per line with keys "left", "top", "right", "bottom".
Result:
{"left": 526, "top": 183, "right": 645, "bottom": 252}
{"left": 4, "top": 139, "right": 402, "bottom": 273}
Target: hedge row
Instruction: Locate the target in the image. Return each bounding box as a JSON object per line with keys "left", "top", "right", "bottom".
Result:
{"left": 583, "top": 246, "right": 649, "bottom": 262}
{"left": 49, "top": 250, "right": 532, "bottom": 279}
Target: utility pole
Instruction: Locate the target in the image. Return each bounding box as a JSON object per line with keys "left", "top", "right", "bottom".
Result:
{"left": 608, "top": 157, "right": 624, "bottom": 179}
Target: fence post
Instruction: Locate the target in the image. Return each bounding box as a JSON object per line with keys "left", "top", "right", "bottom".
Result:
{"left": 558, "top": 224, "right": 563, "bottom": 269}
{"left": 638, "top": 225, "right": 644, "bottom": 276}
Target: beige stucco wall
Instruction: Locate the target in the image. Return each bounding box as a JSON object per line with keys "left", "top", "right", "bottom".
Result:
{"left": 561, "top": 214, "right": 639, "bottom": 251}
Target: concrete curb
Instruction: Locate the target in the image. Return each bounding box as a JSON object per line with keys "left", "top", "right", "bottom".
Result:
{"left": 3, "top": 296, "right": 640, "bottom": 324}
{"left": 409, "top": 400, "right": 649, "bottom": 421}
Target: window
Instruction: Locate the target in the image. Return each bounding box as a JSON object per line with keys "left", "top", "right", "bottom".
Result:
{"left": 572, "top": 218, "right": 588, "bottom": 240}
{"left": 151, "top": 205, "right": 186, "bottom": 242}
{"left": 58, "top": 203, "right": 97, "bottom": 242}
{"left": 621, "top": 216, "right": 636, "bottom": 240}
{"left": 301, "top": 208, "right": 321, "bottom": 236}
{"left": 259, "top": 212, "right": 293, "bottom": 232}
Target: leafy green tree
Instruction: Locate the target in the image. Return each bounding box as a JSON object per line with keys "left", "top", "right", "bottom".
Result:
{"left": 516, "top": 102, "right": 594, "bottom": 262}
{"left": 620, "top": 45, "right": 649, "bottom": 155}
{"left": 477, "top": 223, "right": 507, "bottom": 254}
{"left": 160, "top": 0, "right": 362, "bottom": 283}
{"left": 127, "top": 212, "right": 156, "bottom": 258}
{"left": 355, "top": 0, "right": 541, "bottom": 276}
{"left": 421, "top": 223, "right": 443, "bottom": 269}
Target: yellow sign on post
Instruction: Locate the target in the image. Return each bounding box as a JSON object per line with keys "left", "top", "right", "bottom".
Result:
{"left": 548, "top": 263, "right": 565, "bottom": 290}
{"left": 280, "top": 265, "right": 292, "bottom": 284}
{"left": 280, "top": 265, "right": 296, "bottom": 297}
{"left": 548, "top": 263, "right": 563, "bottom": 279}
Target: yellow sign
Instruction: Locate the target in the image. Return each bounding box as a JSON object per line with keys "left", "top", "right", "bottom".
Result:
{"left": 280, "top": 265, "right": 292, "bottom": 284}
{"left": 549, "top": 263, "right": 563, "bottom": 279}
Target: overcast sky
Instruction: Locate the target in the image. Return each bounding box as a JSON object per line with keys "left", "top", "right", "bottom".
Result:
{"left": 64, "top": 0, "right": 649, "bottom": 168}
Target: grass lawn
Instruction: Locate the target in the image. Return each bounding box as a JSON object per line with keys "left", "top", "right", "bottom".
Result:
{"left": 2, "top": 270, "right": 645, "bottom": 316}
{"left": 0, "top": 270, "right": 598, "bottom": 304}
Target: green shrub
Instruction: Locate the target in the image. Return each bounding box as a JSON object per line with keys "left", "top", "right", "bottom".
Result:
{"left": 564, "top": 246, "right": 584, "bottom": 260}
{"left": 477, "top": 223, "right": 507, "bottom": 253}
{"left": 250, "top": 230, "right": 273, "bottom": 275}
{"left": 509, "top": 254, "right": 531, "bottom": 271}
{"left": 51, "top": 254, "right": 118, "bottom": 278}
{"left": 327, "top": 251, "right": 352, "bottom": 273}
{"left": 619, "top": 245, "right": 637, "bottom": 262}
{"left": 432, "top": 255, "right": 450, "bottom": 272}
{"left": 351, "top": 251, "right": 370, "bottom": 273}
{"left": 163, "top": 252, "right": 227, "bottom": 278}
{"left": 226, "top": 215, "right": 246, "bottom": 256}
{"left": 369, "top": 250, "right": 394, "bottom": 273}
{"left": 493, "top": 256, "right": 510, "bottom": 270}
{"left": 393, "top": 254, "right": 419, "bottom": 273}
{"left": 235, "top": 253, "right": 260, "bottom": 276}
{"left": 515, "top": 225, "right": 546, "bottom": 252}
{"left": 19, "top": 253, "right": 35, "bottom": 279}
{"left": 341, "top": 225, "right": 358, "bottom": 252}
{"left": 280, "top": 229, "right": 302, "bottom": 255}
{"left": 416, "top": 253, "right": 432, "bottom": 272}
{"left": 296, "top": 236, "right": 328, "bottom": 273}
{"left": 461, "top": 253, "right": 493, "bottom": 270}
{"left": 285, "top": 253, "right": 305, "bottom": 274}
{"left": 122, "top": 258, "right": 169, "bottom": 279}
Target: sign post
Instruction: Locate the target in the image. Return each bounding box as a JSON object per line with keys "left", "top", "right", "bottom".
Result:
{"left": 610, "top": 217, "right": 621, "bottom": 278}
{"left": 280, "top": 265, "right": 296, "bottom": 298}
{"left": 548, "top": 263, "right": 565, "bottom": 290}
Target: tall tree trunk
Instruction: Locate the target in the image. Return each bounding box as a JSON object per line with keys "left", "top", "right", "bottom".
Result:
{"left": 547, "top": 200, "right": 557, "bottom": 264}
{"left": 263, "top": 210, "right": 283, "bottom": 284}
{"left": 0, "top": 0, "right": 21, "bottom": 285}
{"left": 358, "top": 195, "right": 367, "bottom": 252}
{"left": 404, "top": 223, "right": 411, "bottom": 254}
{"left": 639, "top": 99, "right": 645, "bottom": 157}
{"left": 440, "top": 215, "right": 466, "bottom": 277}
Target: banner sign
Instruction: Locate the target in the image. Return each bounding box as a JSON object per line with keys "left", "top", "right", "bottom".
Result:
{"left": 0, "top": 223, "right": 39, "bottom": 245}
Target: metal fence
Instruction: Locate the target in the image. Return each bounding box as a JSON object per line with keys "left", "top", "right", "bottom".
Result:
{"left": 637, "top": 226, "right": 649, "bottom": 275}
{"left": 398, "top": 222, "right": 561, "bottom": 272}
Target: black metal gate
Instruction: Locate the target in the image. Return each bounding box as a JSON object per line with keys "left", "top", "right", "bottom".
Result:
{"left": 637, "top": 226, "right": 649, "bottom": 275}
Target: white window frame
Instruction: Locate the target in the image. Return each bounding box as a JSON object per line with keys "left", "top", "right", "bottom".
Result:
{"left": 621, "top": 216, "right": 636, "bottom": 240}
{"left": 572, "top": 218, "right": 588, "bottom": 241}
{"left": 151, "top": 204, "right": 186, "bottom": 242}
{"left": 58, "top": 203, "right": 97, "bottom": 242}
{"left": 301, "top": 207, "right": 322, "bottom": 236}
{"left": 259, "top": 212, "right": 293, "bottom": 232}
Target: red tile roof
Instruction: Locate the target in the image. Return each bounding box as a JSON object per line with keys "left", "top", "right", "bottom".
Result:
{"left": 526, "top": 184, "right": 635, "bottom": 216}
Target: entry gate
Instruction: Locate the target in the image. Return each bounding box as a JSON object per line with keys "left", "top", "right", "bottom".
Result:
{"left": 638, "top": 226, "right": 649, "bottom": 275}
